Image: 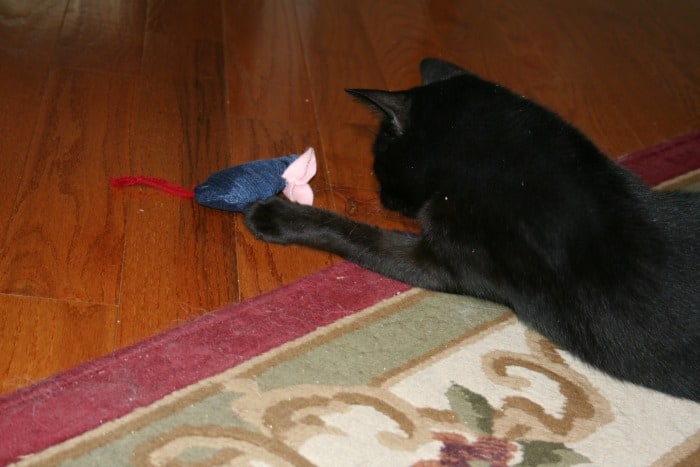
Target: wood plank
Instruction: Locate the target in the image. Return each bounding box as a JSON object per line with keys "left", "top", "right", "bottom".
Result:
{"left": 357, "top": 0, "right": 443, "bottom": 90}
{"left": 123, "top": 33, "right": 227, "bottom": 178}
{"left": 0, "top": 295, "right": 116, "bottom": 395}
{"left": 320, "top": 123, "right": 379, "bottom": 191}
{"left": 53, "top": 0, "right": 146, "bottom": 74}
{"left": 0, "top": 69, "right": 136, "bottom": 303}
{"left": 425, "top": 0, "right": 513, "bottom": 79}
{"left": 116, "top": 32, "right": 237, "bottom": 347}
{"left": 0, "top": 0, "right": 68, "bottom": 72}
{"left": 0, "top": 2, "right": 66, "bottom": 242}
{"left": 224, "top": 0, "right": 315, "bottom": 123}
{"left": 296, "top": 0, "right": 386, "bottom": 125}
{"left": 0, "top": 69, "right": 46, "bottom": 245}
{"left": 146, "top": 0, "right": 222, "bottom": 40}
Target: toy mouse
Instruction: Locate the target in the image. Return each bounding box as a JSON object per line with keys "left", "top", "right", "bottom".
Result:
{"left": 194, "top": 147, "right": 316, "bottom": 211}
{"left": 111, "top": 147, "right": 317, "bottom": 212}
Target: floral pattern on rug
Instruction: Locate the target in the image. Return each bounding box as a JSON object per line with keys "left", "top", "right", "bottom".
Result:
{"left": 16, "top": 290, "right": 700, "bottom": 466}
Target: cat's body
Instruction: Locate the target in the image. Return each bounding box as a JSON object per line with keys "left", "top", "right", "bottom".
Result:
{"left": 245, "top": 58, "right": 700, "bottom": 401}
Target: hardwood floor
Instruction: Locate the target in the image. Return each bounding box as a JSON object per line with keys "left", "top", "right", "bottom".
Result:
{"left": 0, "top": 0, "right": 698, "bottom": 395}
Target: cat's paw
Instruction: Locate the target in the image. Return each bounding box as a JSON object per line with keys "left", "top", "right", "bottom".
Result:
{"left": 244, "top": 197, "right": 300, "bottom": 244}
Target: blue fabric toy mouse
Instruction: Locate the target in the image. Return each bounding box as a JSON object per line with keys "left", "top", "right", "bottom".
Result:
{"left": 111, "top": 148, "right": 317, "bottom": 212}
{"left": 194, "top": 147, "right": 315, "bottom": 211}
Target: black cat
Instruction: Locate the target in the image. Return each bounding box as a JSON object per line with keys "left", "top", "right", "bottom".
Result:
{"left": 245, "top": 58, "right": 700, "bottom": 402}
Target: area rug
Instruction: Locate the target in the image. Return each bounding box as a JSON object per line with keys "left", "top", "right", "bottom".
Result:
{"left": 1, "top": 131, "right": 699, "bottom": 466}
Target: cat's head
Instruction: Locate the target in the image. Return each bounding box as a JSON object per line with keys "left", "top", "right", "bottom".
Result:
{"left": 346, "top": 58, "right": 472, "bottom": 217}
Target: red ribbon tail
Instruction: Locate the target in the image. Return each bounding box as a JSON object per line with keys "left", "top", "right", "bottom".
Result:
{"left": 110, "top": 176, "right": 195, "bottom": 199}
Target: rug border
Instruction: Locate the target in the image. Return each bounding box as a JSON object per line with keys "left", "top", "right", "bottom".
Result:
{"left": 0, "top": 262, "right": 410, "bottom": 464}
{"left": 1, "top": 130, "right": 699, "bottom": 464}
{"left": 618, "top": 130, "right": 700, "bottom": 186}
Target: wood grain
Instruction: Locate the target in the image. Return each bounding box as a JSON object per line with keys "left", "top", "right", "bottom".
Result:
{"left": 296, "top": 0, "right": 386, "bottom": 125}
{"left": 117, "top": 31, "right": 237, "bottom": 347}
{"left": 357, "top": 0, "right": 443, "bottom": 90}
{"left": 0, "top": 69, "right": 45, "bottom": 246}
{"left": 53, "top": 0, "right": 146, "bottom": 74}
{"left": 0, "top": 0, "right": 68, "bottom": 71}
{"left": 224, "top": 0, "right": 315, "bottom": 123}
{"left": 320, "top": 123, "right": 379, "bottom": 190}
{"left": 146, "top": 0, "right": 222, "bottom": 40}
{"left": 0, "top": 295, "right": 116, "bottom": 394}
{"left": 0, "top": 0, "right": 698, "bottom": 395}
{"left": 0, "top": 69, "right": 136, "bottom": 303}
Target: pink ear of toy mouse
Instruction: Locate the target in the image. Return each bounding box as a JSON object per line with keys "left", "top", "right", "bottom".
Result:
{"left": 282, "top": 147, "right": 317, "bottom": 205}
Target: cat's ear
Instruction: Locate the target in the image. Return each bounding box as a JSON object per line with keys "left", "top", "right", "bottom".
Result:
{"left": 346, "top": 89, "right": 411, "bottom": 134}
{"left": 420, "top": 58, "right": 466, "bottom": 84}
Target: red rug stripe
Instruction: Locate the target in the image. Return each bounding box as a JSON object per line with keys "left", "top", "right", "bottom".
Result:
{"left": 1, "top": 131, "right": 698, "bottom": 464}
{"left": 618, "top": 130, "right": 700, "bottom": 185}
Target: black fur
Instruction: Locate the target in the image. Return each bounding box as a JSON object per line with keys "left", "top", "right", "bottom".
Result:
{"left": 245, "top": 58, "right": 700, "bottom": 401}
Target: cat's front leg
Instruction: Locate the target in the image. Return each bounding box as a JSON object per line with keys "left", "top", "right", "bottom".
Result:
{"left": 244, "top": 198, "right": 460, "bottom": 292}
{"left": 244, "top": 197, "right": 387, "bottom": 251}
{"left": 244, "top": 196, "right": 407, "bottom": 267}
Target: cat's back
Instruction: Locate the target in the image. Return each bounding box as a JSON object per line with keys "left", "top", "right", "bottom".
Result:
{"left": 648, "top": 189, "right": 700, "bottom": 311}
{"left": 582, "top": 186, "right": 700, "bottom": 400}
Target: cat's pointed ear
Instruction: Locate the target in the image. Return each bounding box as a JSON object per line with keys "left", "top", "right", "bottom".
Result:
{"left": 420, "top": 58, "right": 466, "bottom": 84}
{"left": 346, "top": 88, "right": 411, "bottom": 134}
